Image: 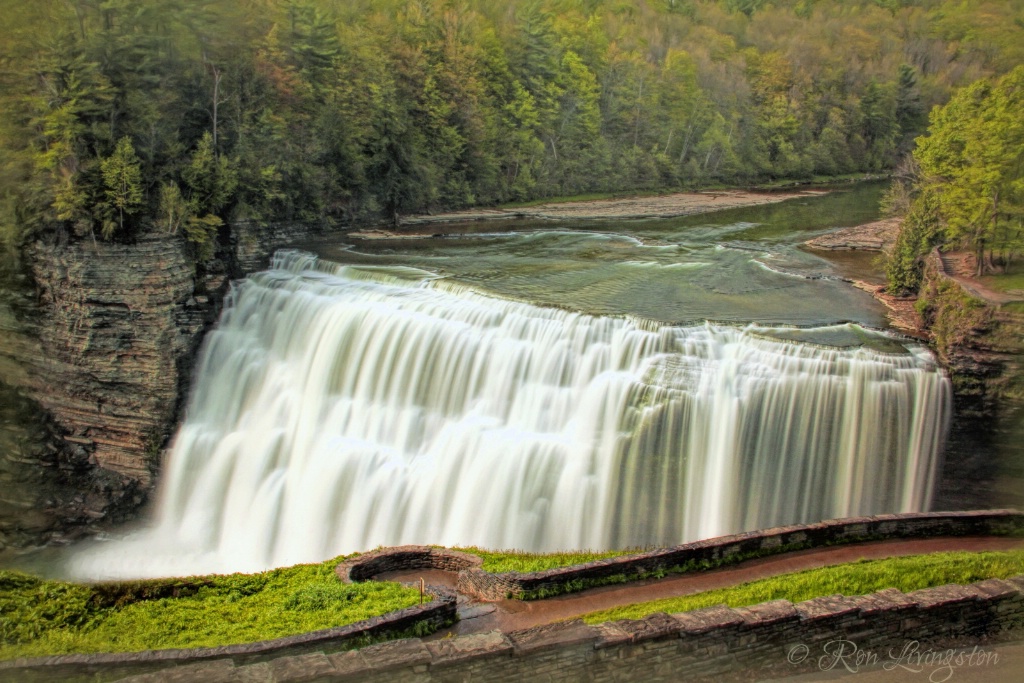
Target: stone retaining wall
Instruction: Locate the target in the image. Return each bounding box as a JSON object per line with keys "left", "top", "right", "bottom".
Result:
{"left": 113, "top": 573, "right": 1024, "bottom": 682}
{"left": 453, "top": 510, "right": 1024, "bottom": 600}
{"left": 6, "top": 511, "right": 1022, "bottom": 682}
{"left": 0, "top": 588, "right": 457, "bottom": 683}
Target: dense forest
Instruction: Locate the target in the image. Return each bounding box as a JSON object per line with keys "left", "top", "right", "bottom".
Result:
{"left": 887, "top": 64, "right": 1024, "bottom": 290}
{"left": 1, "top": 0, "right": 1023, "bottom": 255}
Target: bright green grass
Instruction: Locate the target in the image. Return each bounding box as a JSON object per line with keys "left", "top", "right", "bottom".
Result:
{"left": 455, "top": 547, "right": 641, "bottom": 573}
{"left": 0, "top": 555, "right": 424, "bottom": 660}
{"left": 580, "top": 550, "right": 1024, "bottom": 624}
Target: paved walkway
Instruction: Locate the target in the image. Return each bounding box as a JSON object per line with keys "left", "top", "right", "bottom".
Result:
{"left": 376, "top": 536, "right": 1023, "bottom": 638}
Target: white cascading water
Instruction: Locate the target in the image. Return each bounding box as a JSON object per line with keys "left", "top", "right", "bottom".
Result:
{"left": 74, "top": 251, "right": 950, "bottom": 578}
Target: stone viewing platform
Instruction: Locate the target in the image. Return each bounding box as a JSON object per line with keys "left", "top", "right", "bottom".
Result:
{"left": 339, "top": 509, "right": 1024, "bottom": 601}
{"left": 2, "top": 510, "right": 1021, "bottom": 683}
{"left": 83, "top": 573, "right": 1024, "bottom": 682}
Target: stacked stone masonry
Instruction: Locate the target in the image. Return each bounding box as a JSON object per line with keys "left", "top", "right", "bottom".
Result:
{"left": 336, "top": 546, "right": 483, "bottom": 583}
{"left": 113, "top": 574, "right": 1024, "bottom": 682}
{"left": 2, "top": 511, "right": 1022, "bottom": 682}
{"left": 409, "top": 510, "right": 1019, "bottom": 601}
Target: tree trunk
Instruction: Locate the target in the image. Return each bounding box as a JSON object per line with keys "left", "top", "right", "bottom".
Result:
{"left": 633, "top": 74, "right": 644, "bottom": 149}
{"left": 678, "top": 102, "right": 699, "bottom": 165}
{"left": 211, "top": 66, "right": 222, "bottom": 153}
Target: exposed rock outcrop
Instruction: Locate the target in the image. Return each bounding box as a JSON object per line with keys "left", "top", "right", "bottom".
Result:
{"left": 1, "top": 220, "right": 325, "bottom": 548}
{"left": 804, "top": 217, "right": 900, "bottom": 251}
{"left": 27, "top": 235, "right": 206, "bottom": 483}
{"left": 915, "top": 252, "right": 1024, "bottom": 511}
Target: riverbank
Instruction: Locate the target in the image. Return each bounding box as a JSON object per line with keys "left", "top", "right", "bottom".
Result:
{"left": 801, "top": 217, "right": 925, "bottom": 335}
{"left": 804, "top": 217, "right": 901, "bottom": 252}
{"left": 350, "top": 189, "right": 829, "bottom": 238}
{"left": 817, "top": 219, "right": 1024, "bottom": 514}
{"left": 805, "top": 217, "right": 1024, "bottom": 334}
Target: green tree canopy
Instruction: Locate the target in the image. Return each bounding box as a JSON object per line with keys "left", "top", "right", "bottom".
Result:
{"left": 915, "top": 66, "right": 1024, "bottom": 275}
{"left": 1, "top": 0, "right": 1023, "bottom": 255}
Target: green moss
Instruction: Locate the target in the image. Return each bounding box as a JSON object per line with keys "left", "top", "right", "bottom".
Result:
{"left": 916, "top": 276, "right": 991, "bottom": 360}
{"left": 580, "top": 549, "right": 1024, "bottom": 624}
{"left": 0, "top": 555, "right": 425, "bottom": 660}
{"left": 1001, "top": 301, "right": 1024, "bottom": 314}
{"left": 455, "top": 547, "right": 640, "bottom": 573}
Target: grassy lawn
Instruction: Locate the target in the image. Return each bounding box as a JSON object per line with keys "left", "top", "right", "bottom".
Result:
{"left": 0, "top": 555, "right": 424, "bottom": 660}
{"left": 579, "top": 550, "right": 1024, "bottom": 624}
{"left": 456, "top": 547, "right": 640, "bottom": 573}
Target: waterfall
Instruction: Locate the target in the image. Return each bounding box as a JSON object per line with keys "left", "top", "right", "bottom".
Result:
{"left": 74, "top": 251, "right": 950, "bottom": 578}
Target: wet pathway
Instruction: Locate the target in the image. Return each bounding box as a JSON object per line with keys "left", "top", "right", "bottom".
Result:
{"left": 376, "top": 536, "right": 1023, "bottom": 637}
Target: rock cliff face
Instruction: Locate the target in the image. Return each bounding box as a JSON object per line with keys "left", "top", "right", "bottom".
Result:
{"left": 27, "top": 235, "right": 208, "bottom": 483}
{"left": 1, "top": 220, "right": 323, "bottom": 548}
{"left": 915, "top": 254, "right": 1024, "bottom": 512}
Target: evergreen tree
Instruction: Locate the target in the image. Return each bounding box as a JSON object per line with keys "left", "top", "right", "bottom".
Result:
{"left": 100, "top": 135, "right": 143, "bottom": 237}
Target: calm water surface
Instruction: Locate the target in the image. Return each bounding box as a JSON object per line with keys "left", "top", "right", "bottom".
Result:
{"left": 309, "top": 185, "right": 891, "bottom": 333}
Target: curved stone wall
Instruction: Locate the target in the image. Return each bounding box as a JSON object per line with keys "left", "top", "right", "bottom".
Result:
{"left": 336, "top": 546, "right": 483, "bottom": 583}
{"left": 334, "top": 511, "right": 1023, "bottom": 600}
{"left": 3, "top": 510, "right": 1021, "bottom": 682}
{"left": 457, "top": 510, "right": 1024, "bottom": 600}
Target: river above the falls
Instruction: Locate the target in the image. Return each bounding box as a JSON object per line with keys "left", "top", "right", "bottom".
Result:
{"left": 309, "top": 184, "right": 893, "bottom": 331}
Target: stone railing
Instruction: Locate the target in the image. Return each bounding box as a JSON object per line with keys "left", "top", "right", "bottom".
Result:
{"left": 331, "top": 509, "right": 1019, "bottom": 602}
{"left": 4, "top": 510, "right": 1021, "bottom": 682}
{"left": 457, "top": 510, "right": 1023, "bottom": 600}
{"left": 113, "top": 573, "right": 1024, "bottom": 682}
{"left": 334, "top": 511, "right": 1023, "bottom": 601}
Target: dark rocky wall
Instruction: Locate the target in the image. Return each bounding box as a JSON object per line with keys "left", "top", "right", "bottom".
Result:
{"left": 27, "top": 235, "right": 205, "bottom": 483}
{"left": 1, "top": 219, "right": 325, "bottom": 549}
{"left": 920, "top": 253, "right": 1024, "bottom": 512}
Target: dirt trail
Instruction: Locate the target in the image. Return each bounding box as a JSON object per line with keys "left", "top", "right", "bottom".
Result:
{"left": 936, "top": 251, "right": 1024, "bottom": 306}
{"left": 377, "top": 536, "right": 1022, "bottom": 638}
